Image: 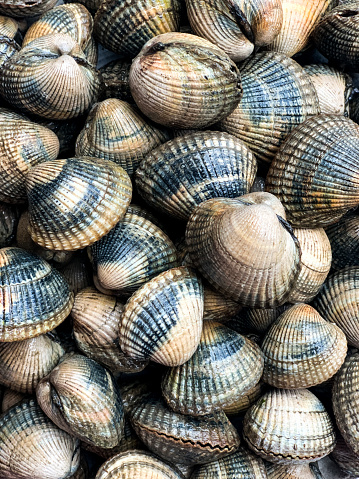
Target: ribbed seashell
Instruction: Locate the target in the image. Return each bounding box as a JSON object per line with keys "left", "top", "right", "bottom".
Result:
{"left": 70, "top": 456, "right": 88, "bottom": 479}
{"left": 0, "top": 334, "right": 65, "bottom": 393}
{"left": 331, "top": 433, "right": 359, "bottom": 478}
{"left": 0, "top": 203, "right": 18, "bottom": 247}
{"left": 1, "top": 389, "right": 26, "bottom": 413}
{"left": 0, "top": 109, "right": 59, "bottom": 204}
{"left": 266, "top": 114, "right": 359, "bottom": 228}
{"left": 0, "top": 247, "right": 73, "bottom": 342}
{"left": 266, "top": 462, "right": 323, "bottom": 479}
{"left": 135, "top": 131, "right": 257, "bottom": 220}
{"left": 287, "top": 228, "right": 332, "bottom": 303}
{"left": 60, "top": 253, "right": 92, "bottom": 294}
{"left": 303, "top": 64, "right": 351, "bottom": 116}
{"left": 0, "top": 15, "right": 20, "bottom": 39}
{"left": 185, "top": 193, "right": 301, "bottom": 307}
{"left": 94, "top": 0, "right": 181, "bottom": 58}
{"left": 223, "top": 382, "right": 265, "bottom": 415}
{"left": 130, "top": 393, "right": 241, "bottom": 465}
{"left": 83, "top": 35, "right": 97, "bottom": 66}
{"left": 90, "top": 208, "right": 177, "bottom": 296}
{"left": 243, "top": 388, "right": 336, "bottom": 463}
{"left": 0, "top": 34, "right": 100, "bottom": 120}
{"left": 0, "top": 0, "right": 57, "bottom": 17}
{"left": 68, "top": 0, "right": 101, "bottom": 14}
{"left": 129, "top": 32, "right": 242, "bottom": 129}
{"left": 37, "top": 116, "right": 84, "bottom": 157}
{"left": 261, "top": 303, "right": 347, "bottom": 389}
{"left": 325, "top": 215, "right": 359, "bottom": 270}
{"left": 186, "top": 0, "right": 282, "bottom": 62}
{"left": 0, "top": 16, "right": 20, "bottom": 67}
{"left": 266, "top": 0, "right": 336, "bottom": 56}
{"left": 250, "top": 176, "right": 265, "bottom": 193}
{"left": 162, "top": 320, "right": 263, "bottom": 415}
{"left": 72, "top": 287, "right": 147, "bottom": 374}
{"left": 0, "top": 398, "right": 80, "bottom": 479}
{"left": 75, "top": 99, "right": 170, "bottom": 177}
{"left": 203, "top": 285, "right": 242, "bottom": 321}
{"left": 25, "top": 157, "right": 132, "bottom": 251}
{"left": 36, "top": 354, "right": 125, "bottom": 448}
{"left": 221, "top": 52, "right": 319, "bottom": 163}
{"left": 229, "top": 304, "right": 290, "bottom": 335}
{"left": 99, "top": 60, "right": 132, "bottom": 102}
{"left": 120, "top": 267, "right": 203, "bottom": 367}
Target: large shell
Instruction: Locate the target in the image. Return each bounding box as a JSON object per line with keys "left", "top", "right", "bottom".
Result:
{"left": 75, "top": 99, "right": 170, "bottom": 177}
{"left": 325, "top": 215, "right": 359, "bottom": 270}
{"left": 36, "top": 354, "right": 125, "bottom": 448}
{"left": 120, "top": 266, "right": 203, "bottom": 367}
{"left": 129, "top": 32, "right": 242, "bottom": 129}
{"left": 185, "top": 193, "right": 301, "bottom": 307}
{"left": 261, "top": 303, "right": 347, "bottom": 389}
{"left": 243, "top": 388, "right": 336, "bottom": 464}
{"left": 0, "top": 0, "right": 57, "bottom": 17}
{"left": 0, "top": 398, "right": 80, "bottom": 479}
{"left": 162, "top": 320, "right": 263, "bottom": 415}
{"left": 99, "top": 60, "right": 132, "bottom": 103}
{"left": 25, "top": 157, "right": 132, "bottom": 251}
{"left": 0, "top": 247, "right": 73, "bottom": 342}
{"left": 220, "top": 52, "right": 319, "bottom": 163}
{"left": 266, "top": 114, "right": 359, "bottom": 228}
{"left": 0, "top": 34, "right": 100, "bottom": 120}
{"left": 135, "top": 131, "right": 257, "bottom": 221}
{"left": 0, "top": 203, "right": 18, "bottom": 247}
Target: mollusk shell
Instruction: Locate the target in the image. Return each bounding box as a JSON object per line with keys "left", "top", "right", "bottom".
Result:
{"left": 0, "top": 203, "right": 18, "bottom": 247}
{"left": 243, "top": 388, "right": 336, "bottom": 463}
{"left": 60, "top": 253, "right": 93, "bottom": 294}
{"left": 331, "top": 433, "right": 359, "bottom": 477}
{"left": 25, "top": 156, "right": 132, "bottom": 251}
{"left": 129, "top": 32, "right": 242, "bottom": 129}
{"left": 223, "top": 382, "right": 265, "bottom": 415}
{"left": 266, "top": 114, "right": 359, "bottom": 228}
{"left": 120, "top": 266, "right": 203, "bottom": 366}
{"left": 325, "top": 215, "right": 359, "bottom": 270}
{"left": 203, "top": 285, "right": 242, "bottom": 321}
{"left": 229, "top": 304, "right": 290, "bottom": 334}
{"left": 0, "top": 17, "right": 20, "bottom": 67}
{"left": 0, "top": 247, "right": 73, "bottom": 342}
{"left": 220, "top": 52, "right": 319, "bottom": 163}
{"left": 135, "top": 130, "right": 257, "bottom": 220}
{"left": 0, "top": 0, "right": 57, "bottom": 17}
{"left": 1, "top": 389, "right": 26, "bottom": 413}
{"left": 99, "top": 60, "right": 132, "bottom": 103}
{"left": 266, "top": 463, "right": 323, "bottom": 479}
{"left": 0, "top": 16, "right": 20, "bottom": 39}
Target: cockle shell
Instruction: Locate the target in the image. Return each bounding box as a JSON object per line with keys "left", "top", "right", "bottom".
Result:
{"left": 203, "top": 285, "right": 242, "bottom": 321}
{"left": 331, "top": 433, "right": 359, "bottom": 477}
{"left": 223, "top": 382, "right": 265, "bottom": 415}
{"left": 99, "top": 60, "right": 132, "bottom": 103}
{"left": 0, "top": 0, "right": 57, "bottom": 17}
{"left": 0, "top": 203, "right": 18, "bottom": 247}
{"left": 59, "top": 252, "right": 93, "bottom": 294}
{"left": 325, "top": 215, "right": 359, "bottom": 270}
{"left": 1, "top": 389, "right": 26, "bottom": 413}
{"left": 229, "top": 304, "right": 290, "bottom": 334}
{"left": 0, "top": 16, "right": 20, "bottom": 67}
{"left": 265, "top": 462, "right": 324, "bottom": 479}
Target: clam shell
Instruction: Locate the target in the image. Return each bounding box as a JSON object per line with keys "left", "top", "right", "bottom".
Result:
{"left": 1, "top": 389, "right": 26, "bottom": 413}
{"left": 59, "top": 253, "right": 93, "bottom": 295}
{"left": 0, "top": 203, "right": 18, "bottom": 247}
{"left": 266, "top": 114, "right": 359, "bottom": 228}
{"left": 99, "top": 60, "right": 132, "bottom": 103}
{"left": 266, "top": 463, "right": 323, "bottom": 479}
{"left": 120, "top": 266, "right": 203, "bottom": 367}
{"left": 129, "top": 32, "right": 242, "bottom": 129}
{"left": 0, "top": 34, "right": 100, "bottom": 120}
{"left": 0, "top": 16, "right": 20, "bottom": 39}
{"left": 243, "top": 388, "right": 336, "bottom": 464}
{"left": 161, "top": 320, "right": 263, "bottom": 415}
{"left": 0, "top": 398, "right": 80, "bottom": 479}
{"left": 0, "top": 247, "right": 73, "bottom": 342}
{"left": 36, "top": 353, "right": 125, "bottom": 448}
{"left": 75, "top": 99, "right": 170, "bottom": 177}
{"left": 331, "top": 433, "right": 359, "bottom": 477}
{"left": 229, "top": 304, "right": 290, "bottom": 335}
{"left": 220, "top": 52, "right": 319, "bottom": 163}
{"left": 203, "top": 285, "right": 242, "bottom": 321}
{"left": 223, "top": 382, "right": 265, "bottom": 415}
{"left": 25, "top": 157, "right": 132, "bottom": 251}
{"left": 0, "top": 17, "right": 20, "bottom": 67}
{"left": 37, "top": 116, "right": 84, "bottom": 157}
{"left": 83, "top": 35, "right": 97, "bottom": 66}
{"left": 261, "top": 303, "right": 347, "bottom": 389}
{"left": 185, "top": 193, "right": 301, "bottom": 307}
{"left": 135, "top": 131, "right": 257, "bottom": 221}
{"left": 0, "top": 0, "right": 57, "bottom": 17}
{"left": 325, "top": 215, "right": 359, "bottom": 270}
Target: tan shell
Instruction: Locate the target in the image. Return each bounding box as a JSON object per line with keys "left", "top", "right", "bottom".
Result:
{"left": 266, "top": 463, "right": 323, "bottom": 479}
{"left": 0, "top": 16, "right": 20, "bottom": 67}
{"left": 331, "top": 433, "right": 359, "bottom": 478}
{"left": 0, "top": 0, "right": 57, "bottom": 17}
{"left": 1, "top": 389, "right": 26, "bottom": 413}
{"left": 223, "top": 382, "right": 265, "bottom": 415}
{"left": 203, "top": 285, "right": 242, "bottom": 321}
{"left": 229, "top": 304, "right": 291, "bottom": 335}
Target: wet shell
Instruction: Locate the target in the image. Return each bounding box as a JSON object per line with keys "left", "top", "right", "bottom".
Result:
{"left": 185, "top": 193, "right": 301, "bottom": 307}
{"left": 94, "top": 0, "right": 181, "bottom": 57}
{"left": 162, "top": 320, "right": 263, "bottom": 415}
{"left": 99, "top": 60, "right": 132, "bottom": 103}
{"left": 243, "top": 388, "right": 336, "bottom": 463}
{"left": 331, "top": 433, "right": 359, "bottom": 477}
{"left": 25, "top": 157, "right": 132, "bottom": 251}
{"left": 0, "top": 398, "right": 80, "bottom": 479}
{"left": 75, "top": 99, "right": 170, "bottom": 177}
{"left": 60, "top": 253, "right": 93, "bottom": 294}
{"left": 129, "top": 32, "right": 242, "bottom": 129}
{"left": 261, "top": 303, "right": 347, "bottom": 389}
{"left": 266, "top": 462, "right": 323, "bottom": 479}
{"left": 135, "top": 131, "right": 257, "bottom": 221}
{"left": 95, "top": 450, "right": 185, "bottom": 479}
{"left": 325, "top": 215, "right": 359, "bottom": 270}
{"left": 83, "top": 35, "right": 97, "bottom": 66}
{"left": 37, "top": 116, "right": 84, "bottom": 157}
{"left": 0, "top": 247, "right": 73, "bottom": 342}
{"left": 185, "top": 0, "right": 283, "bottom": 62}
{"left": 0, "top": 203, "right": 18, "bottom": 247}
{"left": 0, "top": 34, "right": 101, "bottom": 120}
{"left": 203, "top": 285, "right": 242, "bottom": 321}
{"left": 71, "top": 0, "right": 101, "bottom": 14}
{"left": 223, "top": 381, "right": 265, "bottom": 415}
{"left": 1, "top": 389, "right": 26, "bottom": 413}
{"left": 0, "top": 0, "right": 57, "bottom": 17}
{"left": 71, "top": 287, "right": 147, "bottom": 374}
{"left": 221, "top": 52, "right": 319, "bottom": 163}
{"left": 0, "top": 16, "right": 20, "bottom": 67}
{"left": 266, "top": 114, "right": 359, "bottom": 228}
{"left": 0, "top": 15, "right": 20, "bottom": 39}
{"left": 229, "top": 304, "right": 290, "bottom": 335}
{"left": 36, "top": 354, "right": 125, "bottom": 448}
{"left": 120, "top": 266, "right": 203, "bottom": 367}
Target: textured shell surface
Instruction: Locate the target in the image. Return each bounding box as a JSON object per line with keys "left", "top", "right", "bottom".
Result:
{"left": 0, "top": 15, "right": 20, "bottom": 39}
{"left": 266, "top": 114, "right": 359, "bottom": 228}
{"left": 120, "top": 266, "right": 204, "bottom": 366}
{"left": 1, "top": 389, "right": 26, "bottom": 413}
{"left": 265, "top": 462, "right": 323, "bottom": 479}
{"left": 331, "top": 433, "right": 359, "bottom": 477}
{"left": 25, "top": 156, "right": 132, "bottom": 251}
{"left": 135, "top": 130, "right": 257, "bottom": 221}
{"left": 0, "top": 34, "right": 100, "bottom": 120}
{"left": 223, "top": 381, "right": 265, "bottom": 415}
{"left": 220, "top": 51, "right": 319, "bottom": 163}
{"left": 129, "top": 32, "right": 242, "bottom": 129}
{"left": 60, "top": 253, "right": 93, "bottom": 294}
{"left": 243, "top": 388, "right": 336, "bottom": 464}
{"left": 99, "top": 60, "right": 132, "bottom": 103}
{"left": 36, "top": 353, "right": 125, "bottom": 448}
{"left": 75, "top": 99, "right": 170, "bottom": 177}
{"left": 203, "top": 284, "right": 242, "bottom": 321}
{"left": 261, "top": 303, "right": 347, "bottom": 389}
{"left": 0, "top": 398, "right": 80, "bottom": 479}
{"left": 230, "top": 304, "right": 291, "bottom": 335}
{"left": 0, "top": 203, "right": 18, "bottom": 247}
{"left": 0, "top": 16, "right": 20, "bottom": 67}
{"left": 0, "top": 247, "right": 73, "bottom": 342}
{"left": 325, "top": 215, "right": 359, "bottom": 270}
{"left": 0, "top": 0, "right": 57, "bottom": 17}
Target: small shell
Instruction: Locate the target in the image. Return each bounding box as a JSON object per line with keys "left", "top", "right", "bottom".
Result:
{"left": 25, "top": 157, "right": 132, "bottom": 251}
{"left": 0, "top": 247, "right": 73, "bottom": 342}
{"left": 266, "top": 463, "right": 323, "bottom": 479}
{"left": 99, "top": 60, "right": 132, "bottom": 102}
{"left": 243, "top": 388, "right": 336, "bottom": 464}
{"left": 0, "top": 0, "right": 57, "bottom": 17}
{"left": 1, "top": 389, "right": 26, "bottom": 413}
{"left": 0, "top": 203, "right": 18, "bottom": 247}
{"left": 223, "top": 382, "right": 265, "bottom": 416}
{"left": 203, "top": 285, "right": 242, "bottom": 321}
{"left": 135, "top": 131, "right": 257, "bottom": 221}
{"left": 325, "top": 215, "right": 359, "bottom": 270}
